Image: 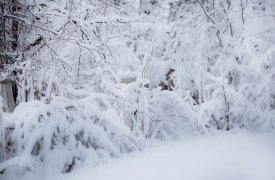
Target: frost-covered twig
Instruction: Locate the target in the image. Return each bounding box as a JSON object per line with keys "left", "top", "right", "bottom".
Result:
{"left": 196, "top": 0, "right": 216, "bottom": 25}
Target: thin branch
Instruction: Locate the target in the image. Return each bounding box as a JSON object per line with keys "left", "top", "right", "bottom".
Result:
{"left": 196, "top": 0, "right": 216, "bottom": 24}
{"left": 91, "top": 0, "right": 124, "bottom": 11}
{"left": 240, "top": 0, "right": 248, "bottom": 24}
{"left": 142, "top": 21, "right": 160, "bottom": 79}
{"left": 0, "top": 14, "right": 59, "bottom": 36}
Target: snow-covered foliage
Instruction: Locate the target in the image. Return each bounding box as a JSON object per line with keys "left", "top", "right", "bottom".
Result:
{"left": 161, "top": 0, "right": 275, "bottom": 130}
{"left": 0, "top": 95, "right": 140, "bottom": 173}
{"left": 0, "top": 0, "right": 274, "bottom": 176}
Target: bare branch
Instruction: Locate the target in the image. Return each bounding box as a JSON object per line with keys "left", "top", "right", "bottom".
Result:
{"left": 196, "top": 0, "right": 216, "bottom": 24}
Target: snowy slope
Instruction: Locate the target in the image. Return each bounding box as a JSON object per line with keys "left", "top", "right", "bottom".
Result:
{"left": 3, "top": 131, "right": 275, "bottom": 180}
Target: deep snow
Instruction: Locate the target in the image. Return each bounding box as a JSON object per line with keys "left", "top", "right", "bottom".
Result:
{"left": 2, "top": 131, "right": 275, "bottom": 180}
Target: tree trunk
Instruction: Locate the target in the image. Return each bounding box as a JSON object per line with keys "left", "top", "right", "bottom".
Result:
{"left": 0, "top": 80, "right": 16, "bottom": 112}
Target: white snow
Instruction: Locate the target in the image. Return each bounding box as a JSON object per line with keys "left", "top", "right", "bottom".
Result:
{"left": 3, "top": 131, "right": 275, "bottom": 180}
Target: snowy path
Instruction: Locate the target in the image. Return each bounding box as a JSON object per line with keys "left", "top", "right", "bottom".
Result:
{"left": 6, "top": 131, "right": 275, "bottom": 180}
{"left": 63, "top": 131, "right": 275, "bottom": 180}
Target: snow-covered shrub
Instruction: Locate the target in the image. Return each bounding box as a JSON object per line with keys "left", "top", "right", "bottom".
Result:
{"left": 0, "top": 82, "right": 199, "bottom": 174}
{"left": 146, "top": 0, "right": 275, "bottom": 131}
{"left": 0, "top": 95, "right": 139, "bottom": 174}
{"left": 149, "top": 90, "right": 198, "bottom": 139}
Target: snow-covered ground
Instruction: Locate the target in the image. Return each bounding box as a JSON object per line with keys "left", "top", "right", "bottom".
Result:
{"left": 3, "top": 131, "right": 275, "bottom": 180}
